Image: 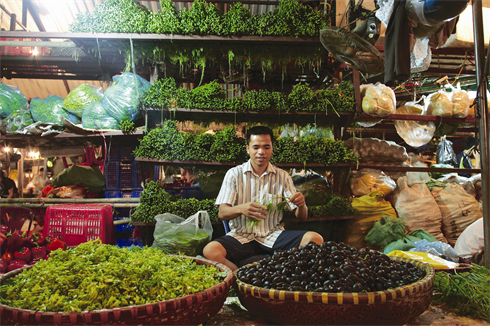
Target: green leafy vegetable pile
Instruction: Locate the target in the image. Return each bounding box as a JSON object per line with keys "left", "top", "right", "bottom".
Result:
{"left": 133, "top": 120, "right": 248, "bottom": 163}
{"left": 63, "top": 84, "right": 103, "bottom": 118}
{"left": 30, "top": 95, "right": 75, "bottom": 125}
{"left": 432, "top": 264, "right": 490, "bottom": 321}
{"left": 0, "top": 241, "right": 225, "bottom": 312}
{"left": 81, "top": 101, "right": 120, "bottom": 130}
{"left": 0, "top": 83, "right": 28, "bottom": 119}
{"left": 141, "top": 79, "right": 355, "bottom": 114}
{"left": 69, "top": 0, "right": 328, "bottom": 37}
{"left": 120, "top": 118, "right": 136, "bottom": 133}
{"left": 131, "top": 180, "right": 219, "bottom": 223}
{"left": 2, "top": 109, "right": 34, "bottom": 134}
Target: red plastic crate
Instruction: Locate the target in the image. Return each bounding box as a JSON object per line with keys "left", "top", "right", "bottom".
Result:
{"left": 43, "top": 204, "right": 114, "bottom": 246}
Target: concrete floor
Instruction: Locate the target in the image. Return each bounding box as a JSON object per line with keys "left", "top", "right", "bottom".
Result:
{"left": 206, "top": 297, "right": 490, "bottom": 326}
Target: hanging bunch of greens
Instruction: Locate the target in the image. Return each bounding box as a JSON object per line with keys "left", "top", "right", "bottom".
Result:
{"left": 147, "top": 0, "right": 182, "bottom": 34}
{"left": 179, "top": 0, "right": 224, "bottom": 35}
{"left": 131, "top": 181, "right": 220, "bottom": 223}
{"left": 270, "top": 136, "right": 359, "bottom": 165}
{"left": 133, "top": 120, "right": 180, "bottom": 160}
{"left": 210, "top": 126, "right": 248, "bottom": 162}
{"left": 222, "top": 2, "right": 253, "bottom": 35}
{"left": 142, "top": 78, "right": 355, "bottom": 113}
{"left": 69, "top": 0, "right": 149, "bottom": 33}
{"left": 69, "top": 0, "right": 329, "bottom": 36}
{"left": 141, "top": 77, "right": 178, "bottom": 108}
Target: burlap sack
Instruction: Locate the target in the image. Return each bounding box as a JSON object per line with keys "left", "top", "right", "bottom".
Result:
{"left": 390, "top": 177, "right": 447, "bottom": 243}
{"left": 430, "top": 183, "right": 482, "bottom": 246}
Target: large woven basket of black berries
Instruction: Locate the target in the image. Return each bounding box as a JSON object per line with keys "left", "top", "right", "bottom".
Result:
{"left": 234, "top": 241, "right": 435, "bottom": 325}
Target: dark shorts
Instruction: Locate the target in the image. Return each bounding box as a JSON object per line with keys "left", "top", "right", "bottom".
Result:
{"left": 214, "top": 230, "right": 307, "bottom": 264}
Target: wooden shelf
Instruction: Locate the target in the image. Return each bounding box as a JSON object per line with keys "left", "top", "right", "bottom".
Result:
{"left": 1, "top": 130, "right": 144, "bottom": 149}
{"left": 359, "top": 114, "right": 478, "bottom": 124}
{"left": 357, "top": 164, "right": 481, "bottom": 174}
{"left": 135, "top": 157, "right": 356, "bottom": 169}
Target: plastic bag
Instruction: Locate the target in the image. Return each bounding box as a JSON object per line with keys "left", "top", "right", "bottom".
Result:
{"left": 426, "top": 90, "right": 452, "bottom": 117}
{"left": 451, "top": 88, "right": 470, "bottom": 118}
{"left": 390, "top": 177, "right": 447, "bottom": 242}
{"left": 30, "top": 95, "right": 74, "bottom": 125}
{"left": 344, "top": 137, "right": 409, "bottom": 162}
{"left": 430, "top": 183, "right": 482, "bottom": 246}
{"left": 152, "top": 211, "right": 213, "bottom": 256}
{"left": 436, "top": 173, "right": 476, "bottom": 198}
{"left": 3, "top": 108, "right": 34, "bottom": 134}
{"left": 395, "top": 99, "right": 435, "bottom": 147}
{"left": 365, "top": 215, "right": 406, "bottom": 248}
{"left": 409, "top": 239, "right": 459, "bottom": 263}
{"left": 350, "top": 168, "right": 397, "bottom": 197}
{"left": 346, "top": 191, "right": 397, "bottom": 249}
{"left": 51, "top": 165, "right": 106, "bottom": 194}
{"left": 63, "top": 84, "right": 104, "bottom": 118}
{"left": 387, "top": 250, "right": 459, "bottom": 269}
{"left": 0, "top": 83, "right": 28, "bottom": 119}
{"left": 82, "top": 101, "right": 120, "bottom": 130}
{"left": 292, "top": 170, "right": 332, "bottom": 206}
{"left": 360, "top": 83, "right": 396, "bottom": 117}
{"left": 103, "top": 72, "right": 151, "bottom": 122}
{"left": 436, "top": 136, "right": 457, "bottom": 166}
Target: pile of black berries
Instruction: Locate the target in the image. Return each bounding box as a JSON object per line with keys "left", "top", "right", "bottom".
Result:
{"left": 236, "top": 241, "right": 426, "bottom": 293}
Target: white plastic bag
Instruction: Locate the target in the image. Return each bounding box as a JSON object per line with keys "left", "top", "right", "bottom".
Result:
{"left": 360, "top": 83, "right": 396, "bottom": 117}
{"left": 152, "top": 211, "right": 213, "bottom": 256}
{"left": 395, "top": 99, "right": 435, "bottom": 147}
{"left": 426, "top": 90, "right": 452, "bottom": 117}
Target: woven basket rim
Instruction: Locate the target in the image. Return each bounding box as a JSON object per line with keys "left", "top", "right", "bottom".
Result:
{"left": 0, "top": 255, "right": 234, "bottom": 317}
{"left": 235, "top": 256, "right": 434, "bottom": 305}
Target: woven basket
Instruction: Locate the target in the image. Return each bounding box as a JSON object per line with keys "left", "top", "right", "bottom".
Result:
{"left": 0, "top": 256, "right": 234, "bottom": 325}
{"left": 235, "top": 257, "right": 435, "bottom": 325}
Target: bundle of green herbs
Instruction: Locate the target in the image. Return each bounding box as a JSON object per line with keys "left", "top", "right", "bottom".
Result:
{"left": 432, "top": 264, "right": 490, "bottom": 321}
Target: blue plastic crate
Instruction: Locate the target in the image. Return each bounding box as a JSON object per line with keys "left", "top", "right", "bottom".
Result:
{"left": 116, "top": 238, "right": 143, "bottom": 247}
{"left": 105, "top": 161, "right": 119, "bottom": 189}
{"left": 164, "top": 187, "right": 202, "bottom": 200}
{"left": 105, "top": 188, "right": 143, "bottom": 198}
{"left": 120, "top": 163, "right": 134, "bottom": 188}
{"left": 108, "top": 145, "right": 136, "bottom": 161}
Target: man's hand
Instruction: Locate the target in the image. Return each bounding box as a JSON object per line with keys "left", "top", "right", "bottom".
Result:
{"left": 241, "top": 202, "right": 268, "bottom": 221}
{"left": 218, "top": 202, "right": 268, "bottom": 221}
{"left": 288, "top": 192, "right": 308, "bottom": 221}
{"left": 288, "top": 192, "right": 305, "bottom": 208}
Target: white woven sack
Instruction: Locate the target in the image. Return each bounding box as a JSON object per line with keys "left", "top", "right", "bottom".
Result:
{"left": 390, "top": 177, "right": 447, "bottom": 243}
{"left": 430, "top": 183, "right": 482, "bottom": 247}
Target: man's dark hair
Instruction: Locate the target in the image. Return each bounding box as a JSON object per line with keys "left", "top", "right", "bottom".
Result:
{"left": 40, "top": 167, "right": 44, "bottom": 172}
{"left": 246, "top": 126, "right": 274, "bottom": 144}
{"left": 464, "top": 136, "right": 477, "bottom": 150}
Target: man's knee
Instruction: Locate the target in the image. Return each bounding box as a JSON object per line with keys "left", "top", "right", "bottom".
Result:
{"left": 300, "top": 231, "right": 323, "bottom": 246}
{"left": 203, "top": 241, "right": 227, "bottom": 260}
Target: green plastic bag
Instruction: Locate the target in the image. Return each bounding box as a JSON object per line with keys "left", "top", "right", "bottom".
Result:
{"left": 52, "top": 165, "right": 106, "bottom": 194}
{"left": 383, "top": 239, "right": 416, "bottom": 254}
{"left": 365, "top": 215, "right": 406, "bottom": 248}
{"left": 406, "top": 229, "right": 438, "bottom": 242}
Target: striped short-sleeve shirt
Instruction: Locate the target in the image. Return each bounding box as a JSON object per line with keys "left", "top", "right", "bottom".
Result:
{"left": 215, "top": 160, "right": 297, "bottom": 248}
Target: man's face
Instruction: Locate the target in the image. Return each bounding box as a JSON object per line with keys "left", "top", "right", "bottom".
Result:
{"left": 246, "top": 134, "right": 273, "bottom": 168}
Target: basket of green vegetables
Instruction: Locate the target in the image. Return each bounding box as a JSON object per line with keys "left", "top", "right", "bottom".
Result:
{"left": 0, "top": 241, "right": 234, "bottom": 325}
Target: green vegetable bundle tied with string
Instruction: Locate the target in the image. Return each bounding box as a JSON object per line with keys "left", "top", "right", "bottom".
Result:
{"left": 0, "top": 241, "right": 225, "bottom": 312}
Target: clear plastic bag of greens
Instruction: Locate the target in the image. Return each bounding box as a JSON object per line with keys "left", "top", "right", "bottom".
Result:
{"left": 103, "top": 72, "right": 150, "bottom": 122}
{"left": 30, "top": 95, "right": 74, "bottom": 125}
{"left": 63, "top": 84, "right": 104, "bottom": 118}
{"left": 0, "top": 83, "right": 28, "bottom": 118}
{"left": 152, "top": 211, "right": 213, "bottom": 256}
{"left": 3, "top": 108, "right": 34, "bottom": 134}
{"left": 81, "top": 101, "right": 120, "bottom": 130}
